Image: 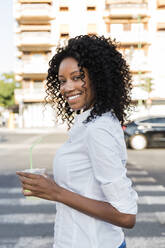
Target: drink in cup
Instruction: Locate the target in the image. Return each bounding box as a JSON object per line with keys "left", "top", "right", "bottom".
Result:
{"left": 21, "top": 168, "right": 46, "bottom": 199}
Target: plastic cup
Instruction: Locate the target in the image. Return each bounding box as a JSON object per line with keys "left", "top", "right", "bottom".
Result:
{"left": 21, "top": 168, "right": 46, "bottom": 199}
{"left": 23, "top": 168, "right": 46, "bottom": 175}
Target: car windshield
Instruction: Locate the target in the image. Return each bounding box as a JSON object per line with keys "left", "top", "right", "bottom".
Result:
{"left": 138, "top": 117, "right": 165, "bottom": 124}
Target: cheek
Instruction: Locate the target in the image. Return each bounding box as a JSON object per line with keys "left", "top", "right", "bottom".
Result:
{"left": 59, "top": 86, "right": 64, "bottom": 95}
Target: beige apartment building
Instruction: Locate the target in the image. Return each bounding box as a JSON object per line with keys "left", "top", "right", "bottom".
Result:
{"left": 14, "top": 0, "right": 165, "bottom": 127}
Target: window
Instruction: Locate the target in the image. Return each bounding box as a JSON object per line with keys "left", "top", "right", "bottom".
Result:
{"left": 23, "top": 79, "right": 30, "bottom": 89}
{"left": 144, "top": 23, "right": 148, "bottom": 31}
{"left": 59, "top": 6, "right": 69, "bottom": 11}
{"left": 106, "top": 23, "right": 110, "bottom": 33}
{"left": 33, "top": 80, "right": 43, "bottom": 89}
{"left": 60, "top": 24, "right": 69, "bottom": 38}
{"left": 139, "top": 118, "right": 165, "bottom": 124}
{"left": 123, "top": 23, "right": 131, "bottom": 31}
{"left": 87, "top": 6, "right": 96, "bottom": 11}
{"left": 60, "top": 33, "right": 69, "bottom": 38}
{"left": 87, "top": 24, "right": 97, "bottom": 35}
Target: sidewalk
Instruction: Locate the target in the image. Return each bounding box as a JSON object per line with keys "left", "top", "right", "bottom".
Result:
{"left": 0, "top": 126, "right": 68, "bottom": 134}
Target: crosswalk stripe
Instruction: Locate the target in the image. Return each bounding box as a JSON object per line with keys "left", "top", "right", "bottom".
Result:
{"left": 138, "top": 196, "right": 165, "bottom": 205}
{"left": 126, "top": 237, "right": 165, "bottom": 248}
{"left": 155, "top": 212, "right": 165, "bottom": 224}
{"left": 0, "top": 213, "right": 55, "bottom": 224}
{"left": 0, "top": 198, "right": 55, "bottom": 206}
{"left": 132, "top": 177, "right": 157, "bottom": 183}
{"left": 136, "top": 212, "right": 165, "bottom": 223}
{"left": 134, "top": 185, "right": 165, "bottom": 192}
{"left": 0, "top": 187, "right": 22, "bottom": 193}
{"left": 0, "top": 237, "right": 54, "bottom": 248}
{"left": 127, "top": 170, "right": 148, "bottom": 176}
{"left": 14, "top": 237, "right": 54, "bottom": 248}
{"left": 0, "top": 143, "right": 61, "bottom": 149}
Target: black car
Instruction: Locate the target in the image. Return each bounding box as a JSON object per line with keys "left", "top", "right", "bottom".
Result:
{"left": 123, "top": 116, "right": 165, "bottom": 150}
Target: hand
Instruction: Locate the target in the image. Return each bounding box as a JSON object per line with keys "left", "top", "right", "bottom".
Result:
{"left": 16, "top": 171, "right": 61, "bottom": 201}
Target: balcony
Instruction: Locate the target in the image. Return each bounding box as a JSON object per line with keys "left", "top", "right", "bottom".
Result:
{"left": 14, "top": 88, "right": 46, "bottom": 103}
{"left": 16, "top": 4, "right": 54, "bottom": 24}
{"left": 157, "top": 0, "right": 165, "bottom": 8}
{"left": 129, "top": 59, "right": 150, "bottom": 72}
{"left": 16, "top": 61, "right": 49, "bottom": 79}
{"left": 157, "top": 23, "right": 165, "bottom": 31}
{"left": 17, "top": 32, "right": 54, "bottom": 51}
{"left": 109, "top": 3, "right": 148, "bottom": 18}
{"left": 110, "top": 30, "right": 150, "bottom": 44}
{"left": 106, "top": 0, "right": 148, "bottom": 4}
{"left": 19, "top": 0, "right": 52, "bottom": 3}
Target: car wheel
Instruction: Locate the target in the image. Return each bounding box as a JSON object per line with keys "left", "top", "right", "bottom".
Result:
{"left": 130, "top": 134, "right": 147, "bottom": 150}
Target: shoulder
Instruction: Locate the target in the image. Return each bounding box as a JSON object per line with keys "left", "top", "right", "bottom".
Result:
{"left": 85, "top": 111, "right": 127, "bottom": 158}
{"left": 86, "top": 111, "right": 122, "bottom": 135}
{"left": 85, "top": 111, "right": 125, "bottom": 147}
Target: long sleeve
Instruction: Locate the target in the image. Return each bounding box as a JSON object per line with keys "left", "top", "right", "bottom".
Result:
{"left": 86, "top": 117, "right": 138, "bottom": 214}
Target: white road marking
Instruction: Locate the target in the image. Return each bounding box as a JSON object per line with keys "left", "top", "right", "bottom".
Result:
{"left": 136, "top": 212, "right": 157, "bottom": 222}
{"left": 0, "top": 144, "right": 62, "bottom": 149}
{"left": 0, "top": 198, "right": 55, "bottom": 206}
{"left": 127, "top": 170, "right": 148, "bottom": 176}
{"left": 126, "top": 237, "right": 165, "bottom": 248}
{"left": 0, "top": 237, "right": 54, "bottom": 248}
{"left": 13, "top": 237, "right": 54, "bottom": 248}
{"left": 138, "top": 196, "right": 165, "bottom": 205}
{"left": 0, "top": 213, "right": 55, "bottom": 224}
{"left": 132, "top": 177, "right": 157, "bottom": 183}
{"left": 155, "top": 212, "right": 165, "bottom": 224}
{"left": 0, "top": 187, "right": 22, "bottom": 193}
{"left": 134, "top": 185, "right": 165, "bottom": 192}
{"left": 137, "top": 212, "right": 165, "bottom": 223}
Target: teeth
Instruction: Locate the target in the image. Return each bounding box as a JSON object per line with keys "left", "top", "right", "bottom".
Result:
{"left": 68, "top": 94, "right": 80, "bottom": 100}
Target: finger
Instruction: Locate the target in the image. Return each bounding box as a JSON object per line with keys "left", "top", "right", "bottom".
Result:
{"left": 18, "top": 176, "right": 34, "bottom": 185}
{"left": 22, "top": 189, "right": 33, "bottom": 196}
{"left": 21, "top": 183, "right": 37, "bottom": 192}
{"left": 16, "top": 172, "right": 41, "bottom": 179}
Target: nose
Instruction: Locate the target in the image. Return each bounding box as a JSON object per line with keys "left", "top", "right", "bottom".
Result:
{"left": 62, "top": 80, "right": 75, "bottom": 92}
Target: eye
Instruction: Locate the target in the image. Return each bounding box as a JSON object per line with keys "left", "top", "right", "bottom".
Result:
{"left": 59, "top": 79, "right": 66, "bottom": 86}
{"left": 72, "top": 76, "right": 81, "bottom": 81}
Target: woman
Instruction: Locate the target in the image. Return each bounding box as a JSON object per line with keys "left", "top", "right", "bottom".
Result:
{"left": 17, "top": 35, "right": 138, "bottom": 248}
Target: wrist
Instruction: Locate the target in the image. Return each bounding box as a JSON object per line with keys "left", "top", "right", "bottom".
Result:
{"left": 54, "top": 184, "right": 64, "bottom": 202}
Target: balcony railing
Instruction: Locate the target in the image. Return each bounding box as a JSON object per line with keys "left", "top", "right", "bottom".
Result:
{"left": 16, "top": 4, "right": 53, "bottom": 23}
{"left": 106, "top": 0, "right": 148, "bottom": 4}
{"left": 16, "top": 61, "right": 49, "bottom": 79}
{"left": 157, "top": 0, "right": 165, "bottom": 7}
{"left": 14, "top": 88, "right": 46, "bottom": 103}
{"left": 109, "top": 3, "right": 148, "bottom": 18}
{"left": 129, "top": 59, "right": 150, "bottom": 72}
{"left": 17, "top": 32, "right": 54, "bottom": 50}
{"left": 19, "top": 0, "right": 52, "bottom": 3}
{"left": 110, "top": 31, "right": 150, "bottom": 44}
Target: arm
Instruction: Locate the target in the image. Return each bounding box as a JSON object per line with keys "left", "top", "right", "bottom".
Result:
{"left": 56, "top": 185, "right": 136, "bottom": 228}
{"left": 16, "top": 171, "right": 135, "bottom": 229}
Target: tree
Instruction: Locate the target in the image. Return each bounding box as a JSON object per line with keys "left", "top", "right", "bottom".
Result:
{"left": 0, "top": 72, "right": 20, "bottom": 108}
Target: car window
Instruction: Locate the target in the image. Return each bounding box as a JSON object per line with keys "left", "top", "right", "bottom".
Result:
{"left": 139, "top": 118, "right": 165, "bottom": 124}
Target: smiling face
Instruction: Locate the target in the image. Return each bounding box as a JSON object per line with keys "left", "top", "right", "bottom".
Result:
{"left": 58, "top": 57, "right": 95, "bottom": 111}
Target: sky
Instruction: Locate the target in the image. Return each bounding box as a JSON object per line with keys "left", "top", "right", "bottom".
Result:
{"left": 0, "top": 0, "right": 14, "bottom": 73}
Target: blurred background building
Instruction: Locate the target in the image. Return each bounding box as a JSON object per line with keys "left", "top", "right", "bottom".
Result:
{"left": 13, "top": 0, "right": 165, "bottom": 128}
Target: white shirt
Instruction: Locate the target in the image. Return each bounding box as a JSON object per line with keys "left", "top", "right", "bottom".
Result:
{"left": 53, "top": 109, "right": 138, "bottom": 248}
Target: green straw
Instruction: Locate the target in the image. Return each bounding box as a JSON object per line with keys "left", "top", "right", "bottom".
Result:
{"left": 29, "top": 137, "right": 43, "bottom": 169}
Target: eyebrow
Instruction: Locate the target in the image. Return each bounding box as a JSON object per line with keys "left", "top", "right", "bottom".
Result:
{"left": 58, "top": 70, "right": 80, "bottom": 78}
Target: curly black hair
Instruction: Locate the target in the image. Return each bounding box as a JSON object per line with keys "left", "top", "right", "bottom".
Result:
{"left": 46, "top": 35, "right": 132, "bottom": 129}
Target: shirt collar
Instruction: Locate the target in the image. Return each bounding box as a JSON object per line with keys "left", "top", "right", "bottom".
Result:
{"left": 75, "top": 108, "right": 92, "bottom": 123}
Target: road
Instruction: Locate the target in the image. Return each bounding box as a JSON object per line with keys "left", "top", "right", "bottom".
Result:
{"left": 0, "top": 130, "right": 165, "bottom": 248}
